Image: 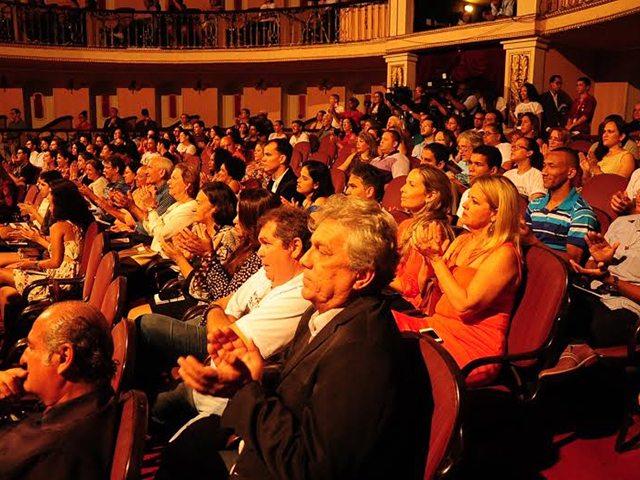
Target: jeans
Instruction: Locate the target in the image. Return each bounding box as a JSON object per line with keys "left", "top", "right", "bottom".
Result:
{"left": 135, "top": 314, "right": 208, "bottom": 398}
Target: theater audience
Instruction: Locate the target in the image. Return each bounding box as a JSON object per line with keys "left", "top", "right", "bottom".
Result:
{"left": 150, "top": 206, "right": 313, "bottom": 478}
{"left": 336, "top": 117, "right": 358, "bottom": 150}
{"left": 368, "top": 90, "right": 392, "bottom": 126}
{"left": 395, "top": 175, "right": 522, "bottom": 386}
{"left": 390, "top": 165, "right": 454, "bottom": 308}
{"left": 84, "top": 159, "right": 108, "bottom": 198}
{"left": 0, "top": 302, "right": 118, "bottom": 480}
{"left": 345, "top": 163, "right": 385, "bottom": 202}
{"left": 17, "top": 170, "right": 62, "bottom": 229}
{"left": 338, "top": 130, "right": 377, "bottom": 175}
{"left": 370, "top": 130, "right": 410, "bottom": 179}
{"left": 307, "top": 111, "right": 326, "bottom": 131}
{"left": 315, "top": 112, "right": 335, "bottom": 143}
{"left": 420, "top": 143, "right": 450, "bottom": 169}
{"left": 102, "top": 107, "right": 125, "bottom": 136}
{"left": 513, "top": 112, "right": 544, "bottom": 148}
{"left": 566, "top": 77, "right": 597, "bottom": 135}
{"left": 580, "top": 115, "right": 635, "bottom": 180}
{"left": 523, "top": 148, "right": 598, "bottom": 262}
{"left": 505, "top": 137, "right": 546, "bottom": 200}
{"left": 327, "top": 93, "right": 345, "bottom": 129}
{"left": 3, "top": 146, "right": 39, "bottom": 190}
{"left": 243, "top": 141, "right": 269, "bottom": 187}
{"left": 176, "top": 195, "right": 429, "bottom": 479}
{"left": 545, "top": 126, "right": 571, "bottom": 154}
{"left": 482, "top": 0, "right": 515, "bottom": 20}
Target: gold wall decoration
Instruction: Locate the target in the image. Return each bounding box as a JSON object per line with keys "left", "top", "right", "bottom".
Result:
{"left": 391, "top": 65, "right": 404, "bottom": 87}
{"left": 508, "top": 53, "right": 529, "bottom": 125}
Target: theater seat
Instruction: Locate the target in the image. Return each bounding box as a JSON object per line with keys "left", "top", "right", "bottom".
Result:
{"left": 330, "top": 168, "right": 346, "bottom": 193}
{"left": 111, "top": 318, "right": 136, "bottom": 395}
{"left": 89, "top": 252, "right": 120, "bottom": 310}
{"left": 381, "top": 175, "right": 407, "bottom": 211}
{"left": 101, "top": 276, "right": 127, "bottom": 328}
{"left": 581, "top": 174, "right": 629, "bottom": 220}
{"left": 309, "top": 151, "right": 332, "bottom": 165}
{"left": 110, "top": 390, "right": 148, "bottom": 480}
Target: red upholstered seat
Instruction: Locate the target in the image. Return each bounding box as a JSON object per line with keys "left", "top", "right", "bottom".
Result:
{"left": 110, "top": 390, "right": 148, "bottom": 480}
{"left": 89, "top": 251, "right": 119, "bottom": 309}
{"left": 381, "top": 175, "right": 407, "bottom": 211}
{"left": 101, "top": 276, "right": 127, "bottom": 328}
{"left": 330, "top": 168, "right": 346, "bottom": 193}
{"left": 581, "top": 174, "right": 629, "bottom": 220}
{"left": 309, "top": 152, "right": 332, "bottom": 165}
{"left": 318, "top": 136, "right": 337, "bottom": 159}
{"left": 111, "top": 318, "right": 136, "bottom": 395}
{"left": 293, "top": 141, "right": 311, "bottom": 163}
{"left": 290, "top": 148, "right": 303, "bottom": 176}
{"left": 592, "top": 206, "right": 612, "bottom": 235}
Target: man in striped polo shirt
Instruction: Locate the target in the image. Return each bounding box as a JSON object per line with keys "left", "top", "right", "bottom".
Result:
{"left": 523, "top": 148, "right": 598, "bottom": 263}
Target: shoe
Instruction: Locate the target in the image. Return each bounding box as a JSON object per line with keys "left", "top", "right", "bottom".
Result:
{"left": 538, "top": 344, "right": 598, "bottom": 379}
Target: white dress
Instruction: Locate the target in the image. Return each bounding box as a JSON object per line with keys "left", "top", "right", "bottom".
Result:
{"left": 13, "top": 221, "right": 83, "bottom": 302}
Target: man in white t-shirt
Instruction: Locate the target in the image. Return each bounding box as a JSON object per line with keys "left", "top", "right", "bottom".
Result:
{"left": 288, "top": 120, "right": 310, "bottom": 147}
{"left": 150, "top": 206, "right": 313, "bottom": 444}
{"left": 268, "top": 120, "right": 287, "bottom": 140}
{"left": 610, "top": 168, "right": 640, "bottom": 216}
{"left": 457, "top": 145, "right": 502, "bottom": 220}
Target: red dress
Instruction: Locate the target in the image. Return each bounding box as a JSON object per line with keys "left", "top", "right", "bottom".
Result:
{"left": 395, "top": 219, "right": 432, "bottom": 309}
{"left": 395, "top": 235, "right": 521, "bottom": 386}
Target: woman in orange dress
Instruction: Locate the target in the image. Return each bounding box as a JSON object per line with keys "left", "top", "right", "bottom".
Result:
{"left": 395, "top": 175, "right": 522, "bottom": 386}
{"left": 390, "top": 165, "right": 454, "bottom": 309}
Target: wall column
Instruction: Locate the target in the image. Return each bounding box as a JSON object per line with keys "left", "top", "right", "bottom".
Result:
{"left": 384, "top": 53, "right": 418, "bottom": 89}
{"left": 501, "top": 37, "right": 549, "bottom": 124}
{"left": 388, "top": 0, "right": 414, "bottom": 36}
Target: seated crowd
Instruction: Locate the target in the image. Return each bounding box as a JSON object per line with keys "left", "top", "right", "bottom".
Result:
{"left": 0, "top": 75, "right": 640, "bottom": 479}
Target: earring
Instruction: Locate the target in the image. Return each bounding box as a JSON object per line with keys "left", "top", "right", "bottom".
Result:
{"left": 488, "top": 221, "right": 495, "bottom": 236}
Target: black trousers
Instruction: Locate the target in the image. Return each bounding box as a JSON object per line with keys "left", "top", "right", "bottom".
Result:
{"left": 568, "top": 287, "right": 638, "bottom": 348}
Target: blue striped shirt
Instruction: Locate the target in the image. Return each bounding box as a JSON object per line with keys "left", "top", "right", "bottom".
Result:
{"left": 525, "top": 187, "right": 598, "bottom": 252}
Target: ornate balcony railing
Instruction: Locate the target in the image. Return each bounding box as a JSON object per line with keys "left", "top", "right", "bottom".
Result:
{"left": 539, "top": 0, "right": 606, "bottom": 16}
{"left": 0, "top": 0, "right": 388, "bottom": 49}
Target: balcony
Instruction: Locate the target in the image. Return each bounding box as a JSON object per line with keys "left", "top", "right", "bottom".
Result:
{"left": 0, "top": 0, "right": 388, "bottom": 50}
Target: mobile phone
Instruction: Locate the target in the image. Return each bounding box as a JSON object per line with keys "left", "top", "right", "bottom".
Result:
{"left": 419, "top": 327, "right": 444, "bottom": 344}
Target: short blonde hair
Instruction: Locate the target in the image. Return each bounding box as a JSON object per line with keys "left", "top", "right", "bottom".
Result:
{"left": 472, "top": 175, "right": 521, "bottom": 252}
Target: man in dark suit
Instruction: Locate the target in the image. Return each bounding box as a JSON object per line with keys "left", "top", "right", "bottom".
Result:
{"left": 265, "top": 138, "right": 305, "bottom": 204}
{"left": 540, "top": 75, "right": 572, "bottom": 133}
{"left": 178, "top": 195, "right": 432, "bottom": 480}
{"left": 102, "top": 106, "right": 126, "bottom": 138}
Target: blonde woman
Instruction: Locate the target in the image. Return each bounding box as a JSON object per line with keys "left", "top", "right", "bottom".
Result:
{"left": 395, "top": 175, "right": 522, "bottom": 386}
{"left": 390, "top": 165, "right": 454, "bottom": 308}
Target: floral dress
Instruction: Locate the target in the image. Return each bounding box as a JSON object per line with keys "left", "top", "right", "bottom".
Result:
{"left": 14, "top": 221, "right": 83, "bottom": 302}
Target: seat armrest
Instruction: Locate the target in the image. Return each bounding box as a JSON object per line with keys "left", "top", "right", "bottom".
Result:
{"left": 181, "top": 304, "right": 207, "bottom": 322}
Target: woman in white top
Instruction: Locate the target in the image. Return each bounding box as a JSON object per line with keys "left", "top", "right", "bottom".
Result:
{"left": 85, "top": 159, "right": 109, "bottom": 198}
{"left": 505, "top": 137, "right": 546, "bottom": 201}
{"left": 142, "top": 162, "right": 199, "bottom": 252}
{"left": 176, "top": 130, "right": 197, "bottom": 157}
{"left": 18, "top": 170, "right": 62, "bottom": 229}
{"left": 514, "top": 83, "right": 544, "bottom": 128}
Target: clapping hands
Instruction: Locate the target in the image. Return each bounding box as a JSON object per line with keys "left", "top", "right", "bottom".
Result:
{"left": 411, "top": 222, "right": 450, "bottom": 262}
{"left": 178, "top": 327, "right": 263, "bottom": 397}
{"left": 173, "top": 224, "right": 214, "bottom": 257}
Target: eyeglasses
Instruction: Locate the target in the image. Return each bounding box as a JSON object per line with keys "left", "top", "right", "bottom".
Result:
{"left": 512, "top": 145, "right": 531, "bottom": 151}
{"left": 483, "top": 131, "right": 498, "bottom": 136}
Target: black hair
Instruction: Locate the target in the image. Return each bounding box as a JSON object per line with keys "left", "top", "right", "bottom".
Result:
{"left": 222, "top": 155, "right": 247, "bottom": 182}
{"left": 424, "top": 143, "right": 450, "bottom": 167}
{"left": 104, "top": 154, "right": 126, "bottom": 174}
{"left": 350, "top": 163, "right": 385, "bottom": 202}
{"left": 141, "top": 108, "right": 149, "bottom": 116}
{"left": 301, "top": 160, "right": 335, "bottom": 201}
{"left": 549, "top": 75, "right": 562, "bottom": 84}
{"left": 472, "top": 145, "right": 503, "bottom": 171}
{"left": 202, "top": 182, "right": 237, "bottom": 227}
{"left": 49, "top": 179, "right": 94, "bottom": 232}
{"left": 520, "top": 83, "right": 540, "bottom": 102}
{"left": 269, "top": 138, "right": 293, "bottom": 166}
{"left": 516, "top": 137, "right": 543, "bottom": 170}
{"left": 577, "top": 77, "right": 592, "bottom": 87}
{"left": 39, "top": 170, "right": 63, "bottom": 184}
{"left": 212, "top": 147, "right": 234, "bottom": 175}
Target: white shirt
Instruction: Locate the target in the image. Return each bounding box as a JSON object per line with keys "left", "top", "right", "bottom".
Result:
{"left": 289, "top": 132, "right": 310, "bottom": 147}
{"left": 370, "top": 152, "right": 410, "bottom": 178}
{"left": 177, "top": 143, "right": 197, "bottom": 156}
{"left": 515, "top": 101, "right": 544, "bottom": 117}
{"left": 29, "top": 151, "right": 43, "bottom": 169}
{"left": 411, "top": 138, "right": 434, "bottom": 159}
{"left": 625, "top": 169, "right": 640, "bottom": 200}
{"left": 189, "top": 269, "right": 311, "bottom": 418}
{"left": 504, "top": 167, "right": 546, "bottom": 200}
{"left": 270, "top": 168, "right": 289, "bottom": 194}
{"left": 491, "top": 0, "right": 515, "bottom": 16}
{"left": 268, "top": 132, "right": 287, "bottom": 141}
{"left": 329, "top": 105, "right": 344, "bottom": 129}
{"left": 308, "top": 308, "right": 344, "bottom": 341}
{"left": 496, "top": 142, "right": 512, "bottom": 165}
{"left": 146, "top": 199, "right": 198, "bottom": 252}
{"left": 89, "top": 176, "right": 108, "bottom": 198}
